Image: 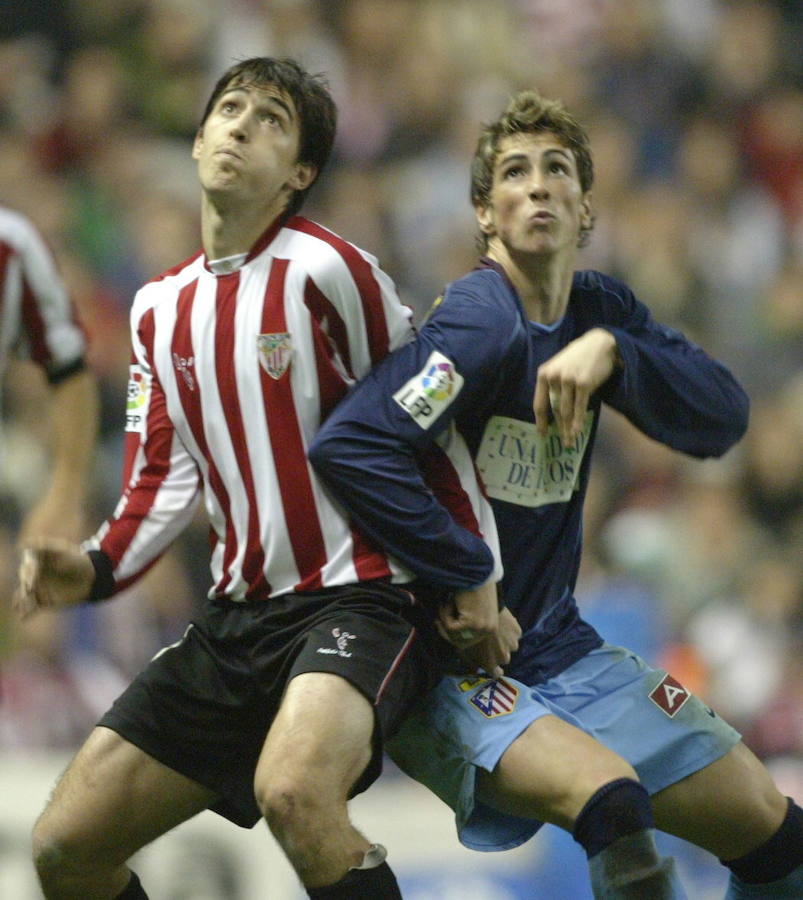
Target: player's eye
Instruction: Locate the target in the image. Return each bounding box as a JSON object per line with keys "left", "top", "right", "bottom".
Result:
{"left": 549, "top": 160, "right": 570, "bottom": 175}
{"left": 503, "top": 165, "right": 525, "bottom": 180}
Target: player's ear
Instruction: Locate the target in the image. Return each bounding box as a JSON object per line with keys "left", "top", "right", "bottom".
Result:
{"left": 475, "top": 203, "right": 495, "bottom": 237}
{"left": 580, "top": 191, "right": 593, "bottom": 231}
{"left": 288, "top": 162, "right": 316, "bottom": 192}
{"left": 192, "top": 128, "right": 204, "bottom": 160}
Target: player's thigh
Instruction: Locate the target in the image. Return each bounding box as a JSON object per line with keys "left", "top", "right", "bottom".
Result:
{"left": 35, "top": 725, "right": 218, "bottom": 865}
{"left": 478, "top": 713, "right": 638, "bottom": 831}
{"left": 256, "top": 671, "right": 375, "bottom": 803}
{"left": 651, "top": 740, "right": 787, "bottom": 859}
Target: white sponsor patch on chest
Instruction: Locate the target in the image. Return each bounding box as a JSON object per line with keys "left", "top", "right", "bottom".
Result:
{"left": 476, "top": 414, "right": 592, "bottom": 508}
{"left": 392, "top": 350, "right": 463, "bottom": 429}
{"left": 125, "top": 364, "right": 149, "bottom": 433}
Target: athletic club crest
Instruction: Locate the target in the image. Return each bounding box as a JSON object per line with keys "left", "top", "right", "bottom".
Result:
{"left": 257, "top": 333, "right": 292, "bottom": 379}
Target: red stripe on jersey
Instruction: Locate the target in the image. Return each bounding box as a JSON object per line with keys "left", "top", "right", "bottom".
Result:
{"left": 244, "top": 217, "right": 284, "bottom": 264}
{"left": 171, "top": 280, "right": 236, "bottom": 594}
{"left": 146, "top": 249, "right": 204, "bottom": 285}
{"left": 419, "top": 443, "right": 483, "bottom": 536}
{"left": 303, "top": 276, "right": 354, "bottom": 424}
{"left": 214, "top": 273, "right": 269, "bottom": 599}
{"left": 20, "top": 272, "right": 50, "bottom": 365}
{"left": 376, "top": 626, "right": 418, "bottom": 704}
{"left": 287, "top": 218, "right": 390, "bottom": 364}
{"left": 101, "top": 309, "right": 175, "bottom": 566}
{"left": 260, "top": 258, "right": 327, "bottom": 590}
{"left": 349, "top": 527, "right": 393, "bottom": 582}
{"left": 304, "top": 274, "right": 353, "bottom": 379}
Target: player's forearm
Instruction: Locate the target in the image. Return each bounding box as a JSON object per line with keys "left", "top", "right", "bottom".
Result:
{"left": 46, "top": 368, "right": 100, "bottom": 501}
{"left": 310, "top": 429, "right": 496, "bottom": 590}
{"left": 602, "top": 326, "right": 750, "bottom": 457}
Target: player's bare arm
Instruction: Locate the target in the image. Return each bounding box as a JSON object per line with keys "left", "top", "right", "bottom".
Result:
{"left": 534, "top": 327, "right": 621, "bottom": 446}
{"left": 19, "top": 368, "right": 99, "bottom": 543}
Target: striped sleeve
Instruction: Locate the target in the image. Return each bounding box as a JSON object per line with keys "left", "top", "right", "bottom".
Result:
{"left": 83, "top": 297, "right": 201, "bottom": 595}
{"left": 15, "top": 213, "right": 86, "bottom": 379}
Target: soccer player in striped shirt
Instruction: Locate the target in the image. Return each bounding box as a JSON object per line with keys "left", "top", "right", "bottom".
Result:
{"left": 12, "top": 58, "right": 509, "bottom": 900}
{"left": 0, "top": 205, "right": 98, "bottom": 541}
{"left": 310, "top": 90, "right": 803, "bottom": 898}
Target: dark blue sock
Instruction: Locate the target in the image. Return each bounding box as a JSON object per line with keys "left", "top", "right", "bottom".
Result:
{"left": 573, "top": 777, "right": 654, "bottom": 858}
{"left": 723, "top": 797, "right": 803, "bottom": 884}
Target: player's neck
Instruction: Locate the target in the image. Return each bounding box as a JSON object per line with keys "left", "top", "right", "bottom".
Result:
{"left": 200, "top": 193, "right": 287, "bottom": 260}
{"left": 490, "top": 246, "right": 575, "bottom": 325}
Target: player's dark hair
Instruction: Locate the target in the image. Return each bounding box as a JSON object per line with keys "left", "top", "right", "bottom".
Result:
{"left": 200, "top": 57, "right": 337, "bottom": 218}
{"left": 471, "top": 90, "right": 595, "bottom": 248}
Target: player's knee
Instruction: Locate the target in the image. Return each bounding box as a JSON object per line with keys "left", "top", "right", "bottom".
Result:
{"left": 256, "top": 770, "right": 322, "bottom": 840}
{"left": 32, "top": 805, "right": 100, "bottom": 884}
{"left": 32, "top": 822, "right": 81, "bottom": 885}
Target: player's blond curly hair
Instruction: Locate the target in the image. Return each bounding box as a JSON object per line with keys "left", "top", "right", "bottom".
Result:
{"left": 471, "top": 90, "right": 595, "bottom": 248}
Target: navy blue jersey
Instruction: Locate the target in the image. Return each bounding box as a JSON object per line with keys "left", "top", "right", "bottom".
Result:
{"left": 310, "top": 260, "right": 749, "bottom": 680}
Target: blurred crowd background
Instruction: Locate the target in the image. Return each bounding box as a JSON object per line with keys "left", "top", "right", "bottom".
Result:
{"left": 0, "top": 0, "right": 801, "bottom": 840}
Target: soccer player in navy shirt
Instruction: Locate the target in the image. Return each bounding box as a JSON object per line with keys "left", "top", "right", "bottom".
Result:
{"left": 310, "top": 90, "right": 803, "bottom": 898}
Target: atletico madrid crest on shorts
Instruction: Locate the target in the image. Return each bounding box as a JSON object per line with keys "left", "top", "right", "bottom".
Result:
{"left": 468, "top": 677, "right": 519, "bottom": 718}
{"left": 257, "top": 333, "right": 292, "bottom": 379}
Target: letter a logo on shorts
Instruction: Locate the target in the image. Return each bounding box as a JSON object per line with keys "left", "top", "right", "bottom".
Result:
{"left": 649, "top": 673, "right": 690, "bottom": 717}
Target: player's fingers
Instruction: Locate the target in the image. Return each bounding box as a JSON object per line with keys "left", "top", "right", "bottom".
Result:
{"left": 570, "top": 387, "right": 590, "bottom": 445}
{"left": 533, "top": 376, "right": 551, "bottom": 434}
{"left": 556, "top": 383, "right": 575, "bottom": 445}
{"left": 11, "top": 584, "right": 39, "bottom": 619}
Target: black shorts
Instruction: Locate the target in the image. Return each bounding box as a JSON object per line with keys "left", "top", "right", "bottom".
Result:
{"left": 98, "top": 582, "right": 447, "bottom": 827}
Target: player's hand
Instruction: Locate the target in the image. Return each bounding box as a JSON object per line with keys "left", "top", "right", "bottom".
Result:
{"left": 437, "top": 580, "right": 499, "bottom": 650}
{"left": 457, "top": 607, "right": 522, "bottom": 677}
{"left": 12, "top": 537, "right": 95, "bottom": 619}
{"left": 533, "top": 328, "right": 621, "bottom": 446}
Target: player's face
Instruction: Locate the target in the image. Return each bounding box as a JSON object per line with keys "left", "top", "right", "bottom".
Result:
{"left": 193, "top": 82, "right": 314, "bottom": 212}
{"left": 477, "top": 132, "right": 592, "bottom": 260}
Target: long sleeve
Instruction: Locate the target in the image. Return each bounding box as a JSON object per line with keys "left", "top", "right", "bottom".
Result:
{"left": 310, "top": 270, "right": 525, "bottom": 589}
{"left": 83, "top": 305, "right": 201, "bottom": 596}
{"left": 13, "top": 210, "right": 86, "bottom": 380}
{"left": 590, "top": 273, "right": 750, "bottom": 457}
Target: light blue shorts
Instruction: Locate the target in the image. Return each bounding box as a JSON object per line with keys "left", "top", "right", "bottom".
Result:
{"left": 387, "top": 643, "right": 741, "bottom": 851}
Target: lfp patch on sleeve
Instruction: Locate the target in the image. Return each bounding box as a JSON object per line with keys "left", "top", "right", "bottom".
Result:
{"left": 648, "top": 673, "right": 690, "bottom": 717}
{"left": 392, "top": 350, "right": 463, "bottom": 430}
{"left": 468, "top": 677, "right": 519, "bottom": 718}
{"left": 125, "top": 364, "right": 149, "bottom": 433}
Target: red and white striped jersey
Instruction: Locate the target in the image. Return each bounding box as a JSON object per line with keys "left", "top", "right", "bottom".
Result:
{"left": 87, "top": 216, "right": 501, "bottom": 602}
{"left": 0, "top": 206, "right": 86, "bottom": 381}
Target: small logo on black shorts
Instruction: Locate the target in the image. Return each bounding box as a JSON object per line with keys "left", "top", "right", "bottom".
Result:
{"left": 316, "top": 627, "right": 356, "bottom": 658}
{"left": 648, "top": 673, "right": 690, "bottom": 717}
